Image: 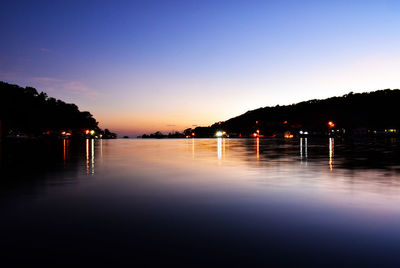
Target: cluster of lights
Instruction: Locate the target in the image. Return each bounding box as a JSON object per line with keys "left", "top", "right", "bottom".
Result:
{"left": 284, "top": 133, "right": 294, "bottom": 139}
{"left": 215, "top": 131, "right": 226, "bottom": 137}
{"left": 186, "top": 132, "right": 196, "bottom": 138}
{"left": 61, "top": 131, "right": 71, "bottom": 136}
{"left": 252, "top": 129, "right": 261, "bottom": 137}
{"left": 85, "top": 130, "right": 95, "bottom": 135}
{"left": 212, "top": 122, "right": 337, "bottom": 139}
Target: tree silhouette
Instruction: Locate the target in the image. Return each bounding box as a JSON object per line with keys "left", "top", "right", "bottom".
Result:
{"left": 0, "top": 81, "right": 116, "bottom": 138}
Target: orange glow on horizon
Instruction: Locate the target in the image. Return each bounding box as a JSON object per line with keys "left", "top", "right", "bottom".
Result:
{"left": 95, "top": 111, "right": 233, "bottom": 136}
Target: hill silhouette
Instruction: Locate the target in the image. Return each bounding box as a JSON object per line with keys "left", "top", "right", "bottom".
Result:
{"left": 187, "top": 89, "right": 400, "bottom": 138}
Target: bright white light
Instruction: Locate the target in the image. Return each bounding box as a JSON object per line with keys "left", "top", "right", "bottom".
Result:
{"left": 216, "top": 131, "right": 223, "bottom": 137}
{"left": 299, "top": 131, "right": 303, "bottom": 134}
{"left": 304, "top": 131, "right": 309, "bottom": 135}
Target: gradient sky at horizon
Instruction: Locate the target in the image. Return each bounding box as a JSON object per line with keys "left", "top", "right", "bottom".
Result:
{"left": 1, "top": 0, "right": 400, "bottom": 136}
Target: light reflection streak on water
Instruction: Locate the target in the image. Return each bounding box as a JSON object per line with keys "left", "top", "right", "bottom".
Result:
{"left": 256, "top": 137, "right": 259, "bottom": 161}
{"left": 192, "top": 138, "right": 195, "bottom": 159}
{"left": 329, "top": 138, "right": 334, "bottom": 171}
{"left": 305, "top": 138, "right": 308, "bottom": 158}
{"left": 63, "top": 139, "right": 66, "bottom": 163}
{"left": 300, "top": 138, "right": 308, "bottom": 163}
{"left": 63, "top": 139, "right": 70, "bottom": 164}
{"left": 91, "top": 139, "right": 95, "bottom": 175}
{"left": 217, "top": 138, "right": 222, "bottom": 160}
{"left": 86, "top": 139, "right": 90, "bottom": 175}
{"left": 300, "top": 138, "right": 303, "bottom": 158}
{"left": 84, "top": 139, "right": 95, "bottom": 175}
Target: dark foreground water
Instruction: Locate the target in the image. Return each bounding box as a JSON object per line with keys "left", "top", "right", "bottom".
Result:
{"left": 1, "top": 138, "right": 400, "bottom": 267}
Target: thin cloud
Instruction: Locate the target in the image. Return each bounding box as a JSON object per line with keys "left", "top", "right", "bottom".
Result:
{"left": 0, "top": 71, "right": 18, "bottom": 81}
{"left": 40, "top": 48, "right": 52, "bottom": 53}
{"left": 31, "top": 76, "right": 100, "bottom": 99}
{"left": 63, "top": 81, "right": 99, "bottom": 98}
{"left": 32, "top": 77, "right": 62, "bottom": 83}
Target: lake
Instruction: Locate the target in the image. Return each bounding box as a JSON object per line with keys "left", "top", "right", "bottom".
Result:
{"left": 1, "top": 138, "right": 400, "bottom": 267}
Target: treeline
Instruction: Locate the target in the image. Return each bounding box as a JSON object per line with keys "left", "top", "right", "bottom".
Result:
{"left": 0, "top": 81, "right": 116, "bottom": 138}
{"left": 140, "top": 131, "right": 186, "bottom": 139}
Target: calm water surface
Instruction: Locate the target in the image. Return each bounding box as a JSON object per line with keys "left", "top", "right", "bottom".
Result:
{"left": 1, "top": 138, "right": 400, "bottom": 267}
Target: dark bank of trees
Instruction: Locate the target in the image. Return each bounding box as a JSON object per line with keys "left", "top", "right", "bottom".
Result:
{"left": 0, "top": 81, "right": 116, "bottom": 138}
{"left": 194, "top": 89, "right": 400, "bottom": 137}
{"left": 141, "top": 131, "right": 185, "bottom": 139}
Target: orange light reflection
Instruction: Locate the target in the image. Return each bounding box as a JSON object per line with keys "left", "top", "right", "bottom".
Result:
{"left": 86, "top": 139, "right": 90, "bottom": 175}
{"left": 329, "top": 138, "right": 334, "bottom": 170}
{"left": 217, "top": 137, "right": 222, "bottom": 160}
{"left": 256, "top": 137, "right": 259, "bottom": 161}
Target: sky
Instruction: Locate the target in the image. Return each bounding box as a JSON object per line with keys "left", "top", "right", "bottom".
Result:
{"left": 1, "top": 0, "right": 400, "bottom": 136}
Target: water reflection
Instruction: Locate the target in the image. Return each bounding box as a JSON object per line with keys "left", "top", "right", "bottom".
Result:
{"left": 300, "top": 137, "right": 308, "bottom": 160}
{"left": 217, "top": 137, "right": 222, "bottom": 160}
{"left": 300, "top": 138, "right": 303, "bottom": 157}
{"left": 100, "top": 138, "right": 103, "bottom": 158}
{"left": 304, "top": 137, "right": 308, "bottom": 158}
{"left": 192, "top": 138, "right": 195, "bottom": 159}
{"left": 329, "top": 137, "right": 334, "bottom": 170}
{"left": 63, "top": 139, "right": 66, "bottom": 162}
{"left": 2, "top": 138, "right": 400, "bottom": 266}
{"left": 92, "top": 139, "right": 95, "bottom": 174}
{"left": 69, "top": 137, "right": 400, "bottom": 177}
{"left": 255, "top": 137, "right": 259, "bottom": 161}
{"left": 63, "top": 139, "right": 70, "bottom": 164}
{"left": 222, "top": 138, "right": 226, "bottom": 160}
{"left": 86, "top": 139, "right": 89, "bottom": 174}
{"left": 85, "top": 139, "right": 95, "bottom": 175}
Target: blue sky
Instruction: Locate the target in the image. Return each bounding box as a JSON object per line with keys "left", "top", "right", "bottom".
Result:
{"left": 1, "top": 0, "right": 400, "bottom": 135}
